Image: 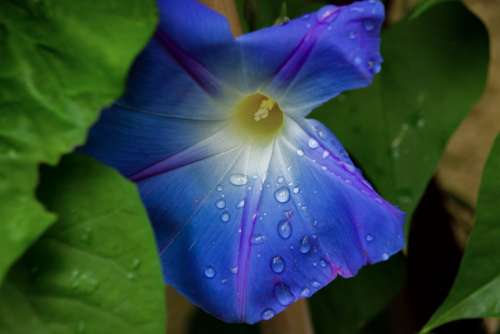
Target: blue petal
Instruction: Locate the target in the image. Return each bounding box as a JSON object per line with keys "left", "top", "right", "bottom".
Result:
{"left": 237, "top": 1, "right": 384, "bottom": 115}
{"left": 126, "top": 117, "right": 403, "bottom": 323}
{"left": 120, "top": 0, "right": 245, "bottom": 120}
{"left": 82, "top": 105, "right": 227, "bottom": 176}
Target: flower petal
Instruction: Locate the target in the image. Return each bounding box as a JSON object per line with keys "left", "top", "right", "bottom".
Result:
{"left": 237, "top": 0, "right": 384, "bottom": 116}
{"left": 123, "top": 117, "right": 403, "bottom": 324}
{"left": 120, "top": 0, "right": 245, "bottom": 120}
{"left": 81, "top": 105, "right": 228, "bottom": 177}
{"left": 157, "top": 0, "right": 241, "bottom": 84}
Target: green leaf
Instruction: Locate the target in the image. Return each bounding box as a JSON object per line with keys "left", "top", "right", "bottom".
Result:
{"left": 310, "top": 254, "right": 406, "bottom": 334}
{"left": 312, "top": 1, "right": 489, "bottom": 220}
{"left": 0, "top": 0, "right": 157, "bottom": 282}
{"left": 0, "top": 155, "right": 166, "bottom": 334}
{"left": 420, "top": 135, "right": 500, "bottom": 333}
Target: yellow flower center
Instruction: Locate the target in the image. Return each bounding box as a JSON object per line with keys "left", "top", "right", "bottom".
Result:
{"left": 231, "top": 93, "right": 284, "bottom": 142}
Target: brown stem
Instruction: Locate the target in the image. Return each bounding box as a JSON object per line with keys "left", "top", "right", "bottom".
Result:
{"left": 261, "top": 300, "right": 315, "bottom": 334}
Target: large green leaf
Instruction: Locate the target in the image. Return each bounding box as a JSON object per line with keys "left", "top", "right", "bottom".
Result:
{"left": 420, "top": 135, "right": 500, "bottom": 333}
{"left": 0, "top": 0, "right": 157, "bottom": 282}
{"left": 312, "top": 1, "right": 489, "bottom": 219}
{"left": 0, "top": 155, "right": 165, "bottom": 334}
{"left": 310, "top": 254, "right": 406, "bottom": 334}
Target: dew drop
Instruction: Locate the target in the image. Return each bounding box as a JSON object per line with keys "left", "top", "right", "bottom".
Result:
{"left": 316, "top": 5, "right": 337, "bottom": 23}
{"left": 292, "top": 186, "right": 300, "bottom": 194}
{"left": 275, "top": 187, "right": 290, "bottom": 203}
{"left": 299, "top": 236, "right": 312, "bottom": 254}
{"left": 277, "top": 176, "right": 285, "bottom": 184}
{"left": 131, "top": 258, "right": 141, "bottom": 270}
{"left": 301, "top": 287, "right": 311, "bottom": 297}
{"left": 382, "top": 253, "right": 390, "bottom": 261}
{"left": 274, "top": 283, "right": 294, "bottom": 306}
{"left": 308, "top": 138, "right": 319, "bottom": 149}
{"left": 366, "top": 234, "right": 374, "bottom": 242}
{"left": 251, "top": 234, "right": 267, "bottom": 245}
{"left": 322, "top": 150, "right": 330, "bottom": 159}
{"left": 343, "top": 162, "right": 356, "bottom": 173}
{"left": 271, "top": 256, "right": 285, "bottom": 273}
{"left": 311, "top": 281, "right": 321, "bottom": 288}
{"left": 363, "top": 20, "right": 375, "bottom": 31}
{"left": 215, "top": 199, "right": 226, "bottom": 209}
{"left": 231, "top": 266, "right": 239, "bottom": 274}
{"left": 204, "top": 266, "right": 216, "bottom": 279}
{"left": 230, "top": 174, "right": 248, "bottom": 186}
{"left": 220, "top": 211, "right": 230, "bottom": 223}
{"left": 237, "top": 200, "right": 245, "bottom": 209}
{"left": 262, "top": 308, "right": 275, "bottom": 320}
{"left": 216, "top": 185, "right": 224, "bottom": 192}
{"left": 297, "top": 149, "right": 304, "bottom": 156}
{"left": 278, "top": 220, "right": 293, "bottom": 239}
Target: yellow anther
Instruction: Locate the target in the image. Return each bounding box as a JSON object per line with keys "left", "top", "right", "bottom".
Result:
{"left": 254, "top": 98, "right": 276, "bottom": 122}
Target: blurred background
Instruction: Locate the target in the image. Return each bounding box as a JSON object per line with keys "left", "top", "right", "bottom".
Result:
{"left": 167, "top": 0, "right": 500, "bottom": 333}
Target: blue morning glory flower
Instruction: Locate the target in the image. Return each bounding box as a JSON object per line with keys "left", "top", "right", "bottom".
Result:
{"left": 83, "top": 0, "right": 404, "bottom": 324}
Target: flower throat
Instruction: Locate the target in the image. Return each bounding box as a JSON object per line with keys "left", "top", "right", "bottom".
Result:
{"left": 232, "top": 93, "right": 284, "bottom": 142}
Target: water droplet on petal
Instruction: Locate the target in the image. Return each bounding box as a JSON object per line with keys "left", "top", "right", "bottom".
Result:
{"left": 311, "top": 281, "right": 321, "bottom": 288}
{"left": 275, "top": 187, "right": 290, "bottom": 203}
{"left": 216, "top": 185, "right": 224, "bottom": 192}
{"left": 319, "top": 259, "right": 328, "bottom": 268}
{"left": 299, "top": 236, "right": 312, "bottom": 254}
{"left": 322, "top": 150, "right": 330, "bottom": 159}
{"left": 204, "top": 266, "right": 216, "bottom": 279}
{"left": 220, "top": 211, "right": 230, "bottom": 223}
{"left": 343, "top": 162, "right": 356, "bottom": 173}
{"left": 216, "top": 199, "right": 226, "bottom": 209}
{"left": 262, "top": 308, "right": 275, "bottom": 320}
{"left": 277, "top": 176, "right": 285, "bottom": 184}
{"left": 316, "top": 5, "right": 337, "bottom": 23}
{"left": 278, "top": 220, "right": 293, "bottom": 239}
{"left": 237, "top": 200, "right": 245, "bottom": 209}
{"left": 230, "top": 174, "right": 248, "bottom": 186}
{"left": 274, "top": 283, "right": 294, "bottom": 306}
{"left": 271, "top": 256, "right": 285, "bottom": 273}
{"left": 366, "top": 234, "right": 374, "bottom": 242}
{"left": 308, "top": 138, "right": 319, "bottom": 149}
{"left": 231, "top": 266, "right": 238, "bottom": 274}
{"left": 382, "top": 253, "right": 390, "bottom": 261}
{"left": 297, "top": 149, "right": 304, "bottom": 156}
{"left": 251, "top": 234, "right": 266, "bottom": 245}
{"left": 363, "top": 20, "right": 375, "bottom": 31}
{"left": 301, "top": 288, "right": 311, "bottom": 297}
